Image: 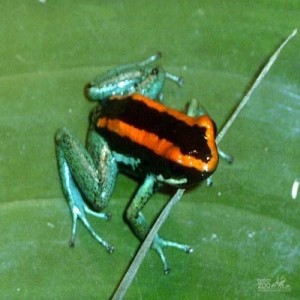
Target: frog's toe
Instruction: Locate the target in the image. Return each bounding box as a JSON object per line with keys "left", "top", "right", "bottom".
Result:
{"left": 218, "top": 148, "right": 234, "bottom": 164}
{"left": 69, "top": 239, "right": 75, "bottom": 247}
{"left": 80, "top": 213, "right": 113, "bottom": 252}
{"left": 206, "top": 176, "right": 213, "bottom": 186}
{"left": 84, "top": 204, "right": 112, "bottom": 221}
{"left": 165, "top": 72, "right": 184, "bottom": 87}
{"left": 107, "top": 245, "right": 114, "bottom": 254}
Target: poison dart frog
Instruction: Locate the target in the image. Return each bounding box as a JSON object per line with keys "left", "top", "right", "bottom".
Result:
{"left": 55, "top": 53, "right": 225, "bottom": 273}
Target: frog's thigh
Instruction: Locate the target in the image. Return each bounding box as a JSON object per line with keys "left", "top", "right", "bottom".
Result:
{"left": 56, "top": 128, "right": 117, "bottom": 210}
{"left": 86, "top": 129, "right": 118, "bottom": 206}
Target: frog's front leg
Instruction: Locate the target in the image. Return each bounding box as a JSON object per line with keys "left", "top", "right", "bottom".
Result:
{"left": 86, "top": 52, "right": 184, "bottom": 102}
{"left": 126, "top": 174, "right": 192, "bottom": 274}
{"left": 55, "top": 128, "right": 117, "bottom": 252}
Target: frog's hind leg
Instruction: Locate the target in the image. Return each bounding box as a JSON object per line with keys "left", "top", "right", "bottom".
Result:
{"left": 55, "top": 128, "right": 117, "bottom": 252}
{"left": 126, "top": 174, "right": 192, "bottom": 274}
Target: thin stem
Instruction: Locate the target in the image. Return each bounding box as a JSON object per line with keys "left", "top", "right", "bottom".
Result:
{"left": 216, "top": 28, "right": 297, "bottom": 145}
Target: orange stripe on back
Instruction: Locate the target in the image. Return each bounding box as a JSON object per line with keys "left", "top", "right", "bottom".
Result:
{"left": 97, "top": 117, "right": 218, "bottom": 172}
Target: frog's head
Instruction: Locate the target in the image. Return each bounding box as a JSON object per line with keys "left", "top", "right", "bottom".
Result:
{"left": 170, "top": 114, "right": 219, "bottom": 186}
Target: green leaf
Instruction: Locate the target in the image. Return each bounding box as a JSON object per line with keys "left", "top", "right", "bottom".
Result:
{"left": 1, "top": 1, "right": 299, "bottom": 299}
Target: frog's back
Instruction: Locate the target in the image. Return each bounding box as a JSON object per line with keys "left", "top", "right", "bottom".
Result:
{"left": 95, "top": 94, "right": 218, "bottom": 187}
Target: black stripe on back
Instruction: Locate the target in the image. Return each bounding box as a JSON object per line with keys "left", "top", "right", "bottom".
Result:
{"left": 101, "top": 97, "right": 213, "bottom": 162}
{"left": 96, "top": 127, "right": 212, "bottom": 187}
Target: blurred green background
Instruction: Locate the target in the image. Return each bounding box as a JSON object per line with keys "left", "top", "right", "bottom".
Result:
{"left": 0, "top": 1, "right": 299, "bottom": 299}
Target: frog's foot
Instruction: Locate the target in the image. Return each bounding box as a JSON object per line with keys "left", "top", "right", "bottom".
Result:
{"left": 152, "top": 235, "right": 193, "bottom": 274}
{"left": 69, "top": 201, "right": 114, "bottom": 253}
{"left": 206, "top": 148, "right": 233, "bottom": 186}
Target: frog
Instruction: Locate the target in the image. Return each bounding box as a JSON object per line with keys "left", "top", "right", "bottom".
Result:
{"left": 55, "top": 53, "right": 229, "bottom": 273}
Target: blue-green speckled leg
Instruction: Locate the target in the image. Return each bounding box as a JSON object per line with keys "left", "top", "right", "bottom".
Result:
{"left": 55, "top": 128, "right": 117, "bottom": 252}
{"left": 126, "top": 174, "right": 192, "bottom": 274}
{"left": 87, "top": 52, "right": 183, "bottom": 102}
